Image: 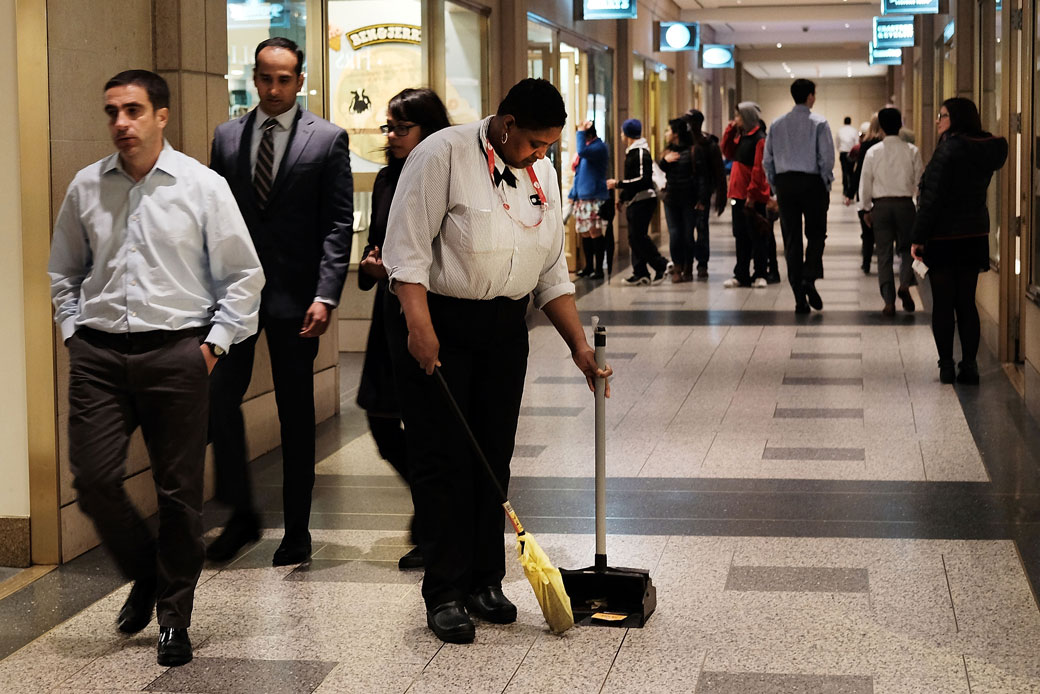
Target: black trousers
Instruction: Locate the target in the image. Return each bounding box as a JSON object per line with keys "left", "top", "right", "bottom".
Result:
{"left": 209, "top": 313, "right": 321, "bottom": 541}
{"left": 391, "top": 293, "right": 530, "bottom": 608}
{"left": 731, "top": 199, "right": 768, "bottom": 284}
{"left": 929, "top": 266, "right": 981, "bottom": 363}
{"left": 858, "top": 209, "right": 875, "bottom": 272}
{"left": 67, "top": 328, "right": 209, "bottom": 629}
{"left": 626, "top": 197, "right": 667, "bottom": 276}
{"left": 839, "top": 152, "right": 854, "bottom": 199}
{"left": 775, "top": 172, "right": 829, "bottom": 293}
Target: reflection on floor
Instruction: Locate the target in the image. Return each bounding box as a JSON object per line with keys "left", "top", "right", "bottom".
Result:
{"left": 5, "top": 194, "right": 1040, "bottom": 693}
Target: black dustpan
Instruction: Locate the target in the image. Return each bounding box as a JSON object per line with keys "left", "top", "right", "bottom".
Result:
{"left": 560, "top": 317, "right": 657, "bottom": 628}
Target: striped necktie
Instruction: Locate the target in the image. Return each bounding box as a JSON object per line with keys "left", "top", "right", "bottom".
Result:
{"left": 253, "top": 117, "right": 278, "bottom": 208}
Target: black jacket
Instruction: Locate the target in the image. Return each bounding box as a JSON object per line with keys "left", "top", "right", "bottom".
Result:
{"left": 912, "top": 132, "right": 1008, "bottom": 244}
{"left": 617, "top": 143, "right": 655, "bottom": 203}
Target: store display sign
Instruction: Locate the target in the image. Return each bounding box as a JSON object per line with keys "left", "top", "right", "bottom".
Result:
{"left": 701, "top": 44, "right": 735, "bottom": 69}
{"left": 659, "top": 22, "right": 700, "bottom": 52}
{"left": 880, "top": 0, "right": 938, "bottom": 14}
{"left": 873, "top": 16, "right": 915, "bottom": 48}
{"left": 868, "top": 43, "right": 902, "bottom": 65}
{"left": 582, "top": 0, "right": 637, "bottom": 20}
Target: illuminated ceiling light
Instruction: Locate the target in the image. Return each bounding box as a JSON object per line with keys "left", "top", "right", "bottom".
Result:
{"left": 776, "top": 42, "right": 783, "bottom": 48}
{"left": 761, "top": 25, "right": 766, "bottom": 30}
{"left": 845, "top": 23, "right": 850, "bottom": 28}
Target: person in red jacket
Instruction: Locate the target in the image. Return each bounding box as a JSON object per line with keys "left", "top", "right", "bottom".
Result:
{"left": 721, "top": 101, "right": 773, "bottom": 288}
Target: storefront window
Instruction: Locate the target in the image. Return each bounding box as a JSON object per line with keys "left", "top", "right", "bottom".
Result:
{"left": 978, "top": 0, "right": 1002, "bottom": 267}
{"left": 226, "top": 0, "right": 312, "bottom": 119}
{"left": 444, "top": 1, "right": 488, "bottom": 124}
{"left": 1033, "top": 2, "right": 1040, "bottom": 290}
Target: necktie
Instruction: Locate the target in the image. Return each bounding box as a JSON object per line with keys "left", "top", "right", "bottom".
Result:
{"left": 253, "top": 118, "right": 278, "bottom": 208}
{"left": 494, "top": 167, "right": 518, "bottom": 189}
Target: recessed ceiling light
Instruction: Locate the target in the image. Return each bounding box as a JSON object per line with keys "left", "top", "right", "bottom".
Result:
{"left": 776, "top": 42, "right": 783, "bottom": 48}
{"left": 844, "top": 23, "right": 850, "bottom": 28}
{"left": 761, "top": 25, "right": 767, "bottom": 30}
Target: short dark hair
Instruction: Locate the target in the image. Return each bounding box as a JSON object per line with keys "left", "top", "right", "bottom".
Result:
{"left": 389, "top": 88, "right": 451, "bottom": 139}
{"left": 585, "top": 123, "right": 598, "bottom": 141}
{"left": 844, "top": 117, "right": 852, "bottom": 125}
{"left": 668, "top": 117, "right": 693, "bottom": 147}
{"left": 104, "top": 70, "right": 170, "bottom": 111}
{"left": 255, "top": 37, "right": 304, "bottom": 75}
{"left": 941, "top": 97, "right": 983, "bottom": 135}
{"left": 790, "top": 79, "right": 816, "bottom": 104}
{"left": 878, "top": 108, "right": 902, "bottom": 136}
{"left": 497, "top": 78, "right": 567, "bottom": 130}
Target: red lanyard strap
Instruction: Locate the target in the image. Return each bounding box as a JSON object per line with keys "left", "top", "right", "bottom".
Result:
{"left": 486, "top": 142, "right": 548, "bottom": 209}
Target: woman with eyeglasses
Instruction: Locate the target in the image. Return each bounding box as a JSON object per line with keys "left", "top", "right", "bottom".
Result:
{"left": 911, "top": 98, "right": 1007, "bottom": 384}
{"left": 357, "top": 88, "right": 451, "bottom": 570}
{"left": 382, "top": 79, "right": 611, "bottom": 645}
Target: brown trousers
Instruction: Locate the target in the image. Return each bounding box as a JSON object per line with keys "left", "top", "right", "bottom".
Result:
{"left": 67, "top": 327, "right": 209, "bottom": 629}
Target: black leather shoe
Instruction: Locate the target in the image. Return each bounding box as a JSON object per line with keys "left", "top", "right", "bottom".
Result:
{"left": 794, "top": 300, "right": 811, "bottom": 315}
{"left": 272, "top": 536, "right": 311, "bottom": 566}
{"left": 205, "top": 515, "right": 260, "bottom": 562}
{"left": 398, "top": 545, "right": 423, "bottom": 570}
{"left": 117, "top": 578, "right": 156, "bottom": 634}
{"left": 957, "top": 360, "right": 980, "bottom": 385}
{"left": 804, "top": 282, "right": 823, "bottom": 311}
{"left": 426, "top": 600, "right": 475, "bottom": 644}
{"left": 938, "top": 359, "right": 956, "bottom": 384}
{"left": 898, "top": 286, "right": 916, "bottom": 313}
{"left": 466, "top": 586, "right": 517, "bottom": 624}
{"left": 157, "top": 627, "right": 193, "bottom": 666}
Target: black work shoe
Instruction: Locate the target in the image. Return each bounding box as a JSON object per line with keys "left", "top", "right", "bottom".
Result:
{"left": 804, "top": 282, "right": 823, "bottom": 311}
{"left": 898, "top": 286, "right": 916, "bottom": 313}
{"left": 205, "top": 515, "right": 260, "bottom": 562}
{"left": 398, "top": 545, "right": 423, "bottom": 571}
{"left": 466, "top": 586, "right": 517, "bottom": 624}
{"left": 117, "top": 578, "right": 156, "bottom": 634}
{"left": 426, "top": 600, "right": 475, "bottom": 644}
{"left": 957, "top": 360, "right": 980, "bottom": 385}
{"left": 794, "top": 301, "right": 811, "bottom": 315}
{"left": 157, "top": 627, "right": 193, "bottom": 666}
{"left": 588, "top": 270, "right": 605, "bottom": 280}
{"left": 938, "top": 359, "right": 956, "bottom": 384}
{"left": 272, "top": 535, "right": 311, "bottom": 566}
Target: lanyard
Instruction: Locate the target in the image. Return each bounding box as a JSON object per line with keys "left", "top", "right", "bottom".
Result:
{"left": 485, "top": 140, "right": 546, "bottom": 229}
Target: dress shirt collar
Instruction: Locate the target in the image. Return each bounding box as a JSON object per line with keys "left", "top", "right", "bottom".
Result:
{"left": 792, "top": 104, "right": 811, "bottom": 116}
{"left": 478, "top": 116, "right": 512, "bottom": 176}
{"left": 256, "top": 103, "right": 298, "bottom": 132}
{"left": 102, "top": 140, "right": 180, "bottom": 180}
{"left": 883, "top": 134, "right": 904, "bottom": 144}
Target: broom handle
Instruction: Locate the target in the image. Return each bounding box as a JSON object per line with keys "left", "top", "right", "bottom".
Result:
{"left": 593, "top": 317, "right": 607, "bottom": 564}
{"left": 432, "top": 367, "right": 525, "bottom": 537}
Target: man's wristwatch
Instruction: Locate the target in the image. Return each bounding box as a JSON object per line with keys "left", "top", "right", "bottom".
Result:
{"left": 205, "top": 342, "right": 226, "bottom": 359}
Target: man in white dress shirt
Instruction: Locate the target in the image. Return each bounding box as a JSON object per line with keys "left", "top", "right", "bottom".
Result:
{"left": 383, "top": 79, "right": 611, "bottom": 644}
{"left": 837, "top": 116, "right": 860, "bottom": 200}
{"left": 858, "top": 107, "right": 924, "bottom": 316}
{"left": 48, "top": 70, "right": 264, "bottom": 666}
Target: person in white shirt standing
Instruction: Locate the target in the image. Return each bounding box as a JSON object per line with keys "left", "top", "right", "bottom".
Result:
{"left": 382, "top": 79, "right": 612, "bottom": 645}
{"left": 858, "top": 107, "right": 924, "bottom": 316}
{"left": 837, "top": 116, "right": 860, "bottom": 200}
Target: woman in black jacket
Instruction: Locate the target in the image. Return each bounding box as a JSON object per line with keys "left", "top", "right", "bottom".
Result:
{"left": 358, "top": 88, "right": 451, "bottom": 567}
{"left": 659, "top": 117, "right": 709, "bottom": 282}
{"left": 911, "top": 97, "right": 1008, "bottom": 385}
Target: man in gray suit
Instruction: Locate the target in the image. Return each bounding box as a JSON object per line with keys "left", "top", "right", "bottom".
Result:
{"left": 207, "top": 36, "right": 353, "bottom": 566}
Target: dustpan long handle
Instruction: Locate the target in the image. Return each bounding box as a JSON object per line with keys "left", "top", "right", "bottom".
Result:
{"left": 432, "top": 367, "right": 522, "bottom": 535}
{"left": 594, "top": 318, "right": 607, "bottom": 562}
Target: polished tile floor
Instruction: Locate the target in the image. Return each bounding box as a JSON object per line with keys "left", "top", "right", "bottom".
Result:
{"left": 5, "top": 195, "right": 1040, "bottom": 693}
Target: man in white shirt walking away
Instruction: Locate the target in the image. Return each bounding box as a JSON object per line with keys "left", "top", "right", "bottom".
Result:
{"left": 858, "top": 107, "right": 924, "bottom": 316}
{"left": 837, "top": 116, "right": 860, "bottom": 200}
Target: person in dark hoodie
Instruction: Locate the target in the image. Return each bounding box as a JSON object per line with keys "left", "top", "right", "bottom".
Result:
{"left": 684, "top": 108, "right": 728, "bottom": 280}
{"left": 608, "top": 118, "right": 672, "bottom": 285}
{"left": 569, "top": 120, "right": 610, "bottom": 279}
{"left": 357, "top": 88, "right": 451, "bottom": 569}
{"left": 658, "top": 117, "right": 704, "bottom": 283}
{"left": 911, "top": 97, "right": 1008, "bottom": 385}
{"left": 721, "top": 101, "right": 772, "bottom": 289}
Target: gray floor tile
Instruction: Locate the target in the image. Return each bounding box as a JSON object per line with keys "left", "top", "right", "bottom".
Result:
{"left": 533, "top": 376, "right": 588, "bottom": 384}
{"left": 284, "top": 559, "right": 423, "bottom": 584}
{"left": 695, "top": 672, "right": 874, "bottom": 693}
{"left": 513, "top": 444, "right": 547, "bottom": 458}
{"left": 795, "top": 331, "right": 862, "bottom": 338}
{"left": 519, "top": 406, "right": 585, "bottom": 417}
{"left": 145, "top": 656, "right": 337, "bottom": 694}
{"left": 789, "top": 352, "right": 863, "bottom": 360}
{"left": 762, "top": 447, "right": 866, "bottom": 462}
{"left": 774, "top": 408, "right": 864, "bottom": 419}
{"left": 782, "top": 376, "right": 864, "bottom": 386}
{"left": 725, "top": 566, "right": 870, "bottom": 593}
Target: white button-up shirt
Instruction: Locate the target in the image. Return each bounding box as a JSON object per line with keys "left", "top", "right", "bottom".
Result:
{"left": 383, "top": 117, "right": 574, "bottom": 309}
{"left": 48, "top": 141, "right": 265, "bottom": 350}
{"left": 858, "top": 135, "right": 924, "bottom": 212}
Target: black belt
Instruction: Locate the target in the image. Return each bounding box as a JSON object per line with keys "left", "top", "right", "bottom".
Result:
{"left": 77, "top": 326, "right": 208, "bottom": 354}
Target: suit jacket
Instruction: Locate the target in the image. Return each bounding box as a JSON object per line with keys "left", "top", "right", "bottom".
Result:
{"left": 211, "top": 108, "right": 354, "bottom": 320}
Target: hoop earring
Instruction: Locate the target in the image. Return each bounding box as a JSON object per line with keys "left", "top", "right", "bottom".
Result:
{"left": 501, "top": 131, "right": 509, "bottom": 144}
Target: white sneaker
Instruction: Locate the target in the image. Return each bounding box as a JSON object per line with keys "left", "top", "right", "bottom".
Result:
{"left": 722, "top": 278, "right": 743, "bottom": 288}
{"left": 752, "top": 277, "right": 768, "bottom": 288}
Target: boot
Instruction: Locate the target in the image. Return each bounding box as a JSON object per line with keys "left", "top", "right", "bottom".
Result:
{"left": 682, "top": 262, "right": 694, "bottom": 282}
{"left": 576, "top": 237, "right": 594, "bottom": 277}
{"left": 589, "top": 236, "right": 605, "bottom": 279}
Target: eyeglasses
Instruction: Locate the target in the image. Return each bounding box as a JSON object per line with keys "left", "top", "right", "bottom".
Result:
{"left": 936, "top": 112, "right": 950, "bottom": 121}
{"left": 380, "top": 122, "right": 419, "bottom": 137}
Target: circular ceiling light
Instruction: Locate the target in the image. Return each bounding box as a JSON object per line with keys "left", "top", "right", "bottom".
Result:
{"left": 703, "top": 45, "right": 734, "bottom": 67}
{"left": 665, "top": 23, "right": 692, "bottom": 50}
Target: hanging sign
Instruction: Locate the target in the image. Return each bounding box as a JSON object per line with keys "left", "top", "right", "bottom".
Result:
{"left": 873, "top": 16, "right": 915, "bottom": 48}
{"left": 868, "top": 43, "right": 902, "bottom": 65}
{"left": 701, "top": 44, "right": 735, "bottom": 69}
{"left": 880, "top": 0, "right": 938, "bottom": 14}
{"left": 582, "top": 0, "right": 637, "bottom": 20}
{"left": 659, "top": 22, "right": 700, "bottom": 52}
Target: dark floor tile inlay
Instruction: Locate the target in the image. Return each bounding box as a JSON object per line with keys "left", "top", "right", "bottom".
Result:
{"left": 146, "top": 657, "right": 338, "bottom": 694}
{"left": 519, "top": 406, "right": 585, "bottom": 417}
{"left": 513, "top": 444, "right": 547, "bottom": 458}
{"left": 795, "top": 330, "right": 862, "bottom": 338}
{"left": 782, "top": 376, "right": 864, "bottom": 387}
{"left": 725, "top": 566, "right": 870, "bottom": 593}
{"left": 763, "top": 447, "right": 866, "bottom": 461}
{"left": 774, "top": 408, "right": 864, "bottom": 419}
{"left": 534, "top": 376, "right": 588, "bottom": 385}
{"left": 696, "top": 672, "right": 874, "bottom": 693}
{"left": 789, "top": 352, "right": 863, "bottom": 360}
{"left": 607, "top": 331, "right": 657, "bottom": 338}
{"left": 630, "top": 300, "right": 687, "bottom": 306}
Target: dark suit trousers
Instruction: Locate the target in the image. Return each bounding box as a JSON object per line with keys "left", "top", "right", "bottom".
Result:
{"left": 392, "top": 294, "right": 529, "bottom": 608}
{"left": 775, "top": 172, "right": 829, "bottom": 293}
{"left": 67, "top": 329, "right": 208, "bottom": 629}
{"left": 209, "top": 314, "right": 320, "bottom": 540}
